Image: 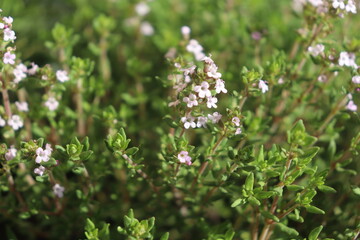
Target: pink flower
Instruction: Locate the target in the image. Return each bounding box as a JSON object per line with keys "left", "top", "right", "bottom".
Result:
{"left": 215, "top": 79, "right": 227, "bottom": 94}
{"left": 346, "top": 100, "right": 357, "bottom": 112}
{"left": 196, "top": 116, "right": 207, "bottom": 128}
{"left": 208, "top": 112, "right": 222, "bottom": 123}
{"left": 34, "top": 166, "right": 46, "bottom": 176}
{"left": 206, "top": 96, "right": 218, "bottom": 108}
{"left": 232, "top": 117, "right": 240, "bottom": 126}
{"left": 194, "top": 81, "right": 211, "bottom": 98}
{"left": 183, "top": 93, "right": 198, "bottom": 108}
{"left": 53, "top": 184, "right": 65, "bottom": 198}
{"left": 258, "top": 80, "right": 269, "bottom": 93}
{"left": 177, "top": 151, "right": 192, "bottom": 165}
{"left": 3, "top": 51, "right": 15, "bottom": 65}
{"left": 181, "top": 116, "right": 196, "bottom": 129}
{"left": 5, "top": 147, "right": 17, "bottom": 161}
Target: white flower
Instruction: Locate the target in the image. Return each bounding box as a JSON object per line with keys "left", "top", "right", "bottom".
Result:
{"left": 345, "top": 0, "right": 357, "bottom": 13}
{"left": 15, "top": 101, "right": 29, "bottom": 112}
{"left": 13, "top": 64, "right": 27, "bottom": 83}
{"left": 235, "top": 128, "right": 242, "bottom": 135}
{"left": 332, "top": 0, "right": 345, "bottom": 9}
{"left": 135, "top": 2, "right": 150, "bottom": 16}
{"left": 339, "top": 52, "right": 358, "bottom": 68}
{"left": 177, "top": 151, "right": 192, "bottom": 165}
{"left": 318, "top": 75, "right": 327, "bottom": 83}
{"left": 56, "top": 70, "right": 69, "bottom": 82}
{"left": 194, "top": 81, "right": 211, "bottom": 98}
{"left": 215, "top": 79, "right": 227, "bottom": 94}
{"left": 140, "top": 21, "right": 154, "bottom": 36}
{"left": 27, "top": 62, "right": 39, "bottom": 75}
{"left": 8, "top": 115, "right": 23, "bottom": 130}
{"left": 35, "top": 144, "right": 52, "bottom": 164}
{"left": 0, "top": 116, "right": 5, "bottom": 127}
{"left": 352, "top": 76, "right": 360, "bottom": 84}
{"left": 53, "top": 183, "right": 65, "bottom": 198}
{"left": 206, "top": 63, "right": 222, "bottom": 79}
{"left": 45, "top": 97, "right": 59, "bottom": 111}
{"left": 3, "top": 16, "right": 13, "bottom": 24}
{"left": 186, "top": 39, "right": 203, "bottom": 54}
{"left": 196, "top": 116, "right": 207, "bottom": 128}
{"left": 181, "top": 116, "right": 196, "bottom": 129}
{"left": 183, "top": 93, "right": 198, "bottom": 108}
{"left": 203, "top": 56, "right": 214, "bottom": 65}
{"left": 278, "top": 78, "right": 285, "bottom": 84}
{"left": 194, "top": 52, "right": 206, "bottom": 61}
{"left": 3, "top": 28, "right": 16, "bottom": 41}
{"left": 346, "top": 100, "right": 357, "bottom": 111}
{"left": 258, "top": 80, "right": 269, "bottom": 93}
{"left": 181, "top": 26, "right": 191, "bottom": 38}
{"left": 208, "top": 112, "right": 222, "bottom": 124}
{"left": 308, "top": 44, "right": 325, "bottom": 57}
{"left": 5, "top": 147, "right": 17, "bottom": 161}
{"left": 34, "top": 166, "right": 46, "bottom": 176}
{"left": 308, "top": 0, "right": 323, "bottom": 7}
{"left": 3, "top": 51, "right": 15, "bottom": 65}
{"left": 232, "top": 117, "right": 240, "bottom": 126}
{"left": 0, "top": 23, "right": 4, "bottom": 29}
{"left": 181, "top": 65, "right": 196, "bottom": 75}
{"left": 206, "top": 96, "right": 218, "bottom": 108}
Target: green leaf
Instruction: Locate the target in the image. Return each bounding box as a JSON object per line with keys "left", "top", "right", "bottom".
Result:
{"left": 306, "top": 205, "right": 325, "bottom": 214}
{"left": 318, "top": 185, "right": 336, "bottom": 193}
{"left": 256, "top": 191, "right": 277, "bottom": 199}
{"left": 231, "top": 198, "right": 244, "bottom": 208}
{"left": 298, "top": 147, "right": 320, "bottom": 166}
{"left": 224, "top": 229, "right": 235, "bottom": 240}
{"left": 287, "top": 185, "right": 304, "bottom": 191}
{"left": 245, "top": 172, "right": 254, "bottom": 191}
{"left": 248, "top": 196, "right": 261, "bottom": 206}
{"left": 125, "top": 147, "right": 139, "bottom": 156}
{"left": 277, "top": 222, "right": 299, "bottom": 236}
{"left": 260, "top": 210, "right": 279, "bottom": 223}
{"left": 160, "top": 232, "right": 170, "bottom": 240}
{"left": 308, "top": 225, "right": 323, "bottom": 240}
{"left": 351, "top": 186, "right": 360, "bottom": 196}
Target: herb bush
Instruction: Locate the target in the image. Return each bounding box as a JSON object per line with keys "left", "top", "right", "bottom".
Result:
{"left": 0, "top": 0, "right": 359, "bottom": 239}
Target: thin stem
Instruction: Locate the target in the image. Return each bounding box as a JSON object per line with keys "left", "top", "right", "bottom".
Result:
{"left": 1, "top": 75, "right": 12, "bottom": 118}
{"left": 259, "top": 223, "right": 271, "bottom": 240}
{"left": 75, "top": 78, "right": 86, "bottom": 136}
{"left": 6, "top": 168, "right": 27, "bottom": 211}
{"left": 316, "top": 95, "right": 348, "bottom": 136}
{"left": 122, "top": 153, "right": 159, "bottom": 194}
{"left": 190, "top": 133, "right": 226, "bottom": 190}
{"left": 251, "top": 207, "right": 260, "bottom": 240}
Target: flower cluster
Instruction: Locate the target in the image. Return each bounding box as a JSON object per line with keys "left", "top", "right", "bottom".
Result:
{"left": 177, "top": 55, "right": 227, "bottom": 129}
{"left": 13, "top": 62, "right": 39, "bottom": 83}
{"left": 0, "top": 115, "right": 23, "bottom": 130}
{"left": 33, "top": 144, "right": 53, "bottom": 176}
{"left": 293, "top": 0, "right": 358, "bottom": 14}
{"left": 35, "top": 144, "right": 53, "bottom": 164}
{"left": 1, "top": 16, "right": 17, "bottom": 65}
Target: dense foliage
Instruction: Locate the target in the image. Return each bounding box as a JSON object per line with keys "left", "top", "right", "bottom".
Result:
{"left": 0, "top": 0, "right": 359, "bottom": 239}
